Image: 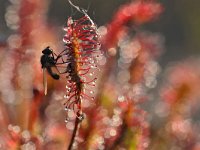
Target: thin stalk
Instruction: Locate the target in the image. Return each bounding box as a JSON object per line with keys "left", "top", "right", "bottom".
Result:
{"left": 68, "top": 115, "right": 80, "bottom": 150}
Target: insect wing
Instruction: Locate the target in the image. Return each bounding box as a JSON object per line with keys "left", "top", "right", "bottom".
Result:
{"left": 43, "top": 68, "right": 48, "bottom": 95}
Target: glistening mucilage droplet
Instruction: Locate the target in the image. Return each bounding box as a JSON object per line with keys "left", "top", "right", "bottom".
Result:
{"left": 77, "top": 113, "right": 84, "bottom": 121}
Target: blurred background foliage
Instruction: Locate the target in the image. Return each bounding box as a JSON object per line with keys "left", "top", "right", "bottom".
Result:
{"left": 1, "top": 0, "right": 200, "bottom": 149}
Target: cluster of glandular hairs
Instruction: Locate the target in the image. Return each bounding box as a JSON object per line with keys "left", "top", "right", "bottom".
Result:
{"left": 59, "top": 15, "right": 100, "bottom": 122}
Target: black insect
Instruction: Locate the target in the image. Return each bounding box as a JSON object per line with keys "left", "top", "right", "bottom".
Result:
{"left": 40, "top": 46, "right": 60, "bottom": 95}
{"left": 41, "top": 46, "right": 60, "bottom": 80}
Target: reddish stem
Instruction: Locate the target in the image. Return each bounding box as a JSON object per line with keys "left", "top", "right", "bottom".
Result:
{"left": 68, "top": 115, "right": 80, "bottom": 150}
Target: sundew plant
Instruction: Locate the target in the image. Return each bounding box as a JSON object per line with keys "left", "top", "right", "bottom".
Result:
{"left": 1, "top": 0, "right": 200, "bottom": 150}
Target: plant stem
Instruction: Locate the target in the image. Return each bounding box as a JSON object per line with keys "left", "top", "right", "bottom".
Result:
{"left": 68, "top": 115, "right": 80, "bottom": 150}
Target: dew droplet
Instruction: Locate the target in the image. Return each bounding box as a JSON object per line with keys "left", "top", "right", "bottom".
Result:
{"left": 65, "top": 107, "right": 71, "bottom": 111}
{"left": 90, "top": 61, "right": 95, "bottom": 65}
{"left": 91, "top": 81, "right": 96, "bottom": 86}
{"left": 63, "top": 39, "right": 71, "bottom": 44}
{"left": 80, "top": 95, "right": 85, "bottom": 100}
{"left": 90, "top": 91, "right": 94, "bottom": 94}
{"left": 66, "top": 88, "right": 71, "bottom": 92}
{"left": 77, "top": 114, "right": 84, "bottom": 121}
{"left": 64, "top": 95, "right": 69, "bottom": 99}
{"left": 65, "top": 118, "right": 70, "bottom": 123}
{"left": 63, "top": 27, "right": 68, "bottom": 31}
{"left": 91, "top": 65, "right": 97, "bottom": 68}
